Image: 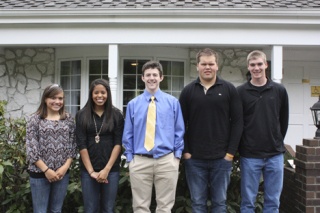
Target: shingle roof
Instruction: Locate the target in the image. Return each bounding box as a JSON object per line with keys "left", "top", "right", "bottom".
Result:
{"left": 0, "top": 0, "right": 320, "bottom": 10}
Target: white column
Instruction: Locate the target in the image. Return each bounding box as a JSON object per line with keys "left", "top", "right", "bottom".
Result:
{"left": 108, "top": 44, "right": 119, "bottom": 108}
{"left": 271, "top": 46, "right": 283, "bottom": 83}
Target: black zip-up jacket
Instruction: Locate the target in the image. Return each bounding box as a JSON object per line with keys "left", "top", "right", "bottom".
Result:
{"left": 237, "top": 79, "right": 289, "bottom": 158}
{"left": 179, "top": 77, "right": 243, "bottom": 160}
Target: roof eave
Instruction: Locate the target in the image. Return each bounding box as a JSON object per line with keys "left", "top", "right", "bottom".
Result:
{"left": 1, "top": 8, "right": 320, "bottom": 25}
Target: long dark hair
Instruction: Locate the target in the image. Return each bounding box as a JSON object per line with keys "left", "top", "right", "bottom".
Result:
{"left": 77, "top": 79, "right": 114, "bottom": 132}
{"left": 35, "top": 84, "right": 66, "bottom": 119}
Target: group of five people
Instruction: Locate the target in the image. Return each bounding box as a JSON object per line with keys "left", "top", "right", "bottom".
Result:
{"left": 26, "top": 48, "right": 289, "bottom": 213}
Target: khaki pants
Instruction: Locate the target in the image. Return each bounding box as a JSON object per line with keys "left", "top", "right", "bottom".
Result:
{"left": 129, "top": 153, "right": 179, "bottom": 213}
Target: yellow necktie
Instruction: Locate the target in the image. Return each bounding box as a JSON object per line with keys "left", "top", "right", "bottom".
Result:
{"left": 144, "top": 96, "right": 156, "bottom": 151}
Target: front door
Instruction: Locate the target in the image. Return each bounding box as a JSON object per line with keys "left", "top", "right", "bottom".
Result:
{"left": 282, "top": 63, "right": 320, "bottom": 150}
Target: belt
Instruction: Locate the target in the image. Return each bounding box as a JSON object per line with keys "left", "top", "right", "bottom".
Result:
{"left": 135, "top": 152, "right": 173, "bottom": 159}
{"left": 136, "top": 154, "right": 153, "bottom": 158}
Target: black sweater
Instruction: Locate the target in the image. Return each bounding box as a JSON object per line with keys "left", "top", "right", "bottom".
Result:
{"left": 179, "top": 77, "right": 243, "bottom": 160}
{"left": 237, "top": 79, "right": 289, "bottom": 158}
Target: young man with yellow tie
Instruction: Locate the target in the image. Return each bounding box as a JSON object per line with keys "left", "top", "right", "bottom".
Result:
{"left": 122, "top": 60, "right": 185, "bottom": 213}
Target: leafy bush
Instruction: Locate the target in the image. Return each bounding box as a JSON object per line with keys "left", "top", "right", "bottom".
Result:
{"left": 0, "top": 101, "right": 31, "bottom": 213}
{"left": 0, "top": 100, "right": 264, "bottom": 213}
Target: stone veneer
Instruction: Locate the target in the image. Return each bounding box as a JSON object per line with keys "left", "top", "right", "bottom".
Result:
{"left": 0, "top": 47, "right": 253, "bottom": 119}
{"left": 0, "top": 48, "right": 55, "bottom": 119}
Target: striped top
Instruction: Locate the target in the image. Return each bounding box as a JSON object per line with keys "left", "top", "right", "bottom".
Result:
{"left": 26, "top": 113, "right": 77, "bottom": 173}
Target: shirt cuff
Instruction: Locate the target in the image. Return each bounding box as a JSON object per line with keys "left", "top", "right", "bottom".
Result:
{"left": 126, "top": 153, "right": 133, "bottom": 162}
{"left": 174, "top": 151, "right": 182, "bottom": 159}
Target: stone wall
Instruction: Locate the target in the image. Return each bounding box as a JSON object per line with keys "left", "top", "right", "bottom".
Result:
{"left": 0, "top": 48, "right": 55, "bottom": 118}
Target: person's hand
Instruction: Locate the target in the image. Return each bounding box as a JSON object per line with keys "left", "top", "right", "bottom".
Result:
{"left": 97, "top": 168, "right": 109, "bottom": 184}
{"left": 183, "top": 153, "right": 192, "bottom": 159}
{"left": 45, "top": 169, "right": 60, "bottom": 182}
{"left": 90, "top": 171, "right": 99, "bottom": 179}
{"left": 224, "top": 153, "right": 234, "bottom": 161}
{"left": 56, "top": 165, "right": 68, "bottom": 180}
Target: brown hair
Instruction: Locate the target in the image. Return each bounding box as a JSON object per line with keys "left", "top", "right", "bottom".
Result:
{"left": 196, "top": 48, "right": 219, "bottom": 64}
{"left": 141, "top": 61, "right": 163, "bottom": 77}
{"left": 36, "top": 84, "right": 66, "bottom": 119}
{"left": 247, "top": 50, "right": 267, "bottom": 65}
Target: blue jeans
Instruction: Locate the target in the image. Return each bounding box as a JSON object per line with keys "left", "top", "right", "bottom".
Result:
{"left": 184, "top": 158, "right": 232, "bottom": 213}
{"left": 81, "top": 169, "right": 119, "bottom": 213}
{"left": 240, "top": 154, "right": 284, "bottom": 213}
{"left": 30, "top": 173, "right": 70, "bottom": 213}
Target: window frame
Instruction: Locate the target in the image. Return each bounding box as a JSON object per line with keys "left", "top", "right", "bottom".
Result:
{"left": 120, "top": 57, "right": 187, "bottom": 114}
{"left": 57, "top": 58, "right": 84, "bottom": 116}
{"left": 158, "top": 57, "right": 187, "bottom": 98}
{"left": 120, "top": 57, "right": 152, "bottom": 113}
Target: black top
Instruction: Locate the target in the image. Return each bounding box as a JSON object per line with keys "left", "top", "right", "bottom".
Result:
{"left": 76, "top": 108, "right": 124, "bottom": 172}
{"left": 179, "top": 77, "right": 243, "bottom": 160}
{"left": 237, "top": 79, "right": 289, "bottom": 158}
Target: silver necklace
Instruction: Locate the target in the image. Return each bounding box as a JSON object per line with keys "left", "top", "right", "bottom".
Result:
{"left": 93, "top": 115, "right": 103, "bottom": 143}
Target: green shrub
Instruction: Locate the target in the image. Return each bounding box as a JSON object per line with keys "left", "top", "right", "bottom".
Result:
{"left": 0, "top": 100, "right": 264, "bottom": 213}
{"left": 63, "top": 158, "right": 83, "bottom": 213}
{"left": 0, "top": 101, "right": 31, "bottom": 213}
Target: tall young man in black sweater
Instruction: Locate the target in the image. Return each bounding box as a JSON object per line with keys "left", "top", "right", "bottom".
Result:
{"left": 237, "top": 50, "right": 289, "bottom": 213}
{"left": 179, "top": 48, "right": 243, "bottom": 213}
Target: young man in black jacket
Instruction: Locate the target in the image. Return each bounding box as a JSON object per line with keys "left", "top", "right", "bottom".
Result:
{"left": 179, "top": 48, "right": 243, "bottom": 213}
{"left": 237, "top": 50, "right": 289, "bottom": 213}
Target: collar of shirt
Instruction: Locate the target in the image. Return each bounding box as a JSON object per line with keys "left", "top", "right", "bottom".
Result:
{"left": 246, "top": 78, "right": 273, "bottom": 91}
{"left": 195, "top": 76, "right": 223, "bottom": 86}
{"left": 143, "top": 89, "right": 163, "bottom": 103}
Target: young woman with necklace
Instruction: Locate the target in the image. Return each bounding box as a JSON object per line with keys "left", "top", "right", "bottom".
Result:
{"left": 26, "top": 84, "right": 77, "bottom": 213}
{"left": 76, "top": 79, "right": 124, "bottom": 213}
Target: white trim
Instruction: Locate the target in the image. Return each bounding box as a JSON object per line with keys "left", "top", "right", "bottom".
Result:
{"left": 0, "top": 26, "right": 319, "bottom": 46}
{"left": 1, "top": 9, "right": 320, "bottom": 25}
{"left": 108, "top": 44, "right": 119, "bottom": 108}
{"left": 271, "top": 46, "right": 283, "bottom": 82}
{"left": 1, "top": 8, "right": 319, "bottom": 46}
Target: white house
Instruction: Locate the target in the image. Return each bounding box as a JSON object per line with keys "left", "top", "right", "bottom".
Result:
{"left": 0, "top": 0, "right": 320, "bottom": 151}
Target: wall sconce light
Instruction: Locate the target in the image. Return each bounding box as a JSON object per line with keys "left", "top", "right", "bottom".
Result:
{"left": 310, "top": 95, "right": 320, "bottom": 139}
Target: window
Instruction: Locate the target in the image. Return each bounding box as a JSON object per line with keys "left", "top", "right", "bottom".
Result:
{"left": 159, "top": 60, "right": 184, "bottom": 99}
{"left": 122, "top": 59, "right": 185, "bottom": 113}
{"left": 88, "top": 59, "right": 109, "bottom": 84}
{"left": 60, "top": 59, "right": 109, "bottom": 117}
{"left": 59, "top": 58, "right": 185, "bottom": 116}
{"left": 123, "top": 59, "right": 149, "bottom": 113}
{"left": 60, "top": 60, "right": 81, "bottom": 116}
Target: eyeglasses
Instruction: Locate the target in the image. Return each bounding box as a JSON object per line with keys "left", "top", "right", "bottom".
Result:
{"left": 249, "top": 62, "right": 264, "bottom": 67}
